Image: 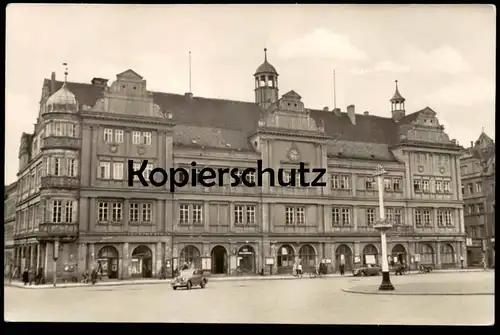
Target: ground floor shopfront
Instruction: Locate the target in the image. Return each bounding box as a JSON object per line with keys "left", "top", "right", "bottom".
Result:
{"left": 10, "top": 235, "right": 466, "bottom": 281}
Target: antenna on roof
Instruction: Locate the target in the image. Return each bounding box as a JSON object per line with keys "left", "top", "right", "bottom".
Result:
{"left": 333, "top": 69, "right": 337, "bottom": 109}
{"left": 63, "top": 62, "right": 68, "bottom": 83}
{"left": 189, "top": 51, "right": 192, "bottom": 94}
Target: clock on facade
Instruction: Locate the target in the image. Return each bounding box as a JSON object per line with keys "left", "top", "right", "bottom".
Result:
{"left": 288, "top": 148, "right": 300, "bottom": 161}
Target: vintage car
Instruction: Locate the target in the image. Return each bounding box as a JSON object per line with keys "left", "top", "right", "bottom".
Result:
{"left": 171, "top": 269, "right": 207, "bottom": 290}
{"left": 352, "top": 264, "right": 382, "bottom": 277}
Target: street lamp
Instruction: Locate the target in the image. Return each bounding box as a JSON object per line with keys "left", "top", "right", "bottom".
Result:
{"left": 53, "top": 240, "right": 60, "bottom": 287}
{"left": 471, "top": 140, "right": 495, "bottom": 270}
{"left": 373, "top": 165, "right": 395, "bottom": 291}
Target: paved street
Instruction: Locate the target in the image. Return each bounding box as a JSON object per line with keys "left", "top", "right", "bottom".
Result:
{"left": 4, "top": 271, "right": 494, "bottom": 324}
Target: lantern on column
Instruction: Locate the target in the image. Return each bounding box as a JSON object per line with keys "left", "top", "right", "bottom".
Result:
{"left": 53, "top": 240, "right": 60, "bottom": 261}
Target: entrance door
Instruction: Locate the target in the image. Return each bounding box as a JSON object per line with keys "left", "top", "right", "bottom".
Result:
{"left": 211, "top": 246, "right": 227, "bottom": 274}
{"left": 238, "top": 245, "right": 255, "bottom": 273}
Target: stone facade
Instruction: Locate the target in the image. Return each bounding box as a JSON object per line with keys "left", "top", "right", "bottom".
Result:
{"left": 460, "top": 133, "right": 495, "bottom": 267}
{"left": 4, "top": 182, "right": 17, "bottom": 275}
{"left": 11, "top": 53, "right": 466, "bottom": 282}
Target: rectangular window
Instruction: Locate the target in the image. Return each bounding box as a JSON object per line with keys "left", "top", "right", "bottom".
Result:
{"left": 129, "top": 203, "right": 139, "bottom": 222}
{"left": 415, "top": 209, "right": 422, "bottom": 226}
{"left": 192, "top": 204, "right": 203, "bottom": 224}
{"left": 393, "top": 178, "right": 401, "bottom": 192}
{"left": 54, "top": 158, "right": 62, "bottom": 176}
{"left": 104, "top": 128, "right": 113, "bottom": 142}
{"left": 340, "top": 175, "right": 350, "bottom": 189}
{"left": 99, "top": 162, "right": 111, "bottom": 179}
{"left": 142, "top": 132, "right": 152, "bottom": 145}
{"left": 366, "top": 208, "right": 375, "bottom": 225}
{"left": 365, "top": 177, "right": 374, "bottom": 190}
{"left": 98, "top": 202, "right": 109, "bottom": 222}
{"left": 285, "top": 207, "right": 294, "bottom": 225}
{"left": 467, "top": 183, "right": 474, "bottom": 194}
{"left": 330, "top": 175, "right": 339, "bottom": 189}
{"left": 111, "top": 203, "right": 122, "bottom": 222}
{"left": 475, "top": 182, "right": 482, "bottom": 193}
{"left": 423, "top": 209, "right": 431, "bottom": 225}
{"left": 386, "top": 208, "right": 393, "bottom": 224}
{"left": 65, "top": 201, "right": 73, "bottom": 223}
{"left": 296, "top": 207, "right": 305, "bottom": 224}
{"left": 113, "top": 162, "right": 123, "bottom": 180}
{"left": 435, "top": 180, "right": 443, "bottom": 193}
{"left": 384, "top": 178, "right": 392, "bottom": 191}
{"left": 246, "top": 171, "right": 256, "bottom": 185}
{"left": 143, "top": 163, "right": 153, "bottom": 180}
{"left": 414, "top": 179, "right": 421, "bottom": 192}
{"left": 443, "top": 180, "right": 451, "bottom": 193}
{"left": 246, "top": 205, "right": 256, "bottom": 224}
{"left": 68, "top": 124, "right": 77, "bottom": 137}
{"left": 54, "top": 123, "right": 63, "bottom": 136}
{"left": 341, "top": 208, "right": 350, "bottom": 225}
{"left": 477, "top": 203, "right": 484, "bottom": 214}
{"left": 132, "top": 131, "right": 141, "bottom": 144}
{"left": 234, "top": 205, "right": 244, "bottom": 224}
{"left": 52, "top": 200, "right": 62, "bottom": 223}
{"left": 461, "top": 185, "right": 464, "bottom": 195}
{"left": 132, "top": 163, "right": 141, "bottom": 181}
{"left": 179, "top": 204, "right": 190, "bottom": 224}
{"left": 422, "top": 180, "right": 430, "bottom": 192}
{"left": 115, "top": 129, "right": 124, "bottom": 143}
{"left": 142, "top": 203, "right": 152, "bottom": 222}
{"left": 66, "top": 158, "right": 76, "bottom": 177}
{"left": 394, "top": 208, "right": 402, "bottom": 225}
{"left": 332, "top": 208, "right": 340, "bottom": 225}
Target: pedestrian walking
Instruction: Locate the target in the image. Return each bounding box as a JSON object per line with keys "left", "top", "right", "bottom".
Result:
{"left": 460, "top": 255, "right": 464, "bottom": 269}
{"left": 339, "top": 263, "right": 345, "bottom": 276}
{"left": 297, "top": 263, "right": 303, "bottom": 276}
{"left": 91, "top": 267, "right": 98, "bottom": 285}
{"left": 28, "top": 267, "right": 35, "bottom": 285}
{"left": 22, "top": 268, "right": 29, "bottom": 286}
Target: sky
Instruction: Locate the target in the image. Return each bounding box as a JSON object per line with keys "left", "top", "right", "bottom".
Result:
{"left": 5, "top": 4, "right": 496, "bottom": 184}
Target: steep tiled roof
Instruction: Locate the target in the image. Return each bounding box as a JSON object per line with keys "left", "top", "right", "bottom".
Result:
{"left": 48, "top": 79, "right": 404, "bottom": 160}
{"left": 398, "top": 111, "right": 420, "bottom": 125}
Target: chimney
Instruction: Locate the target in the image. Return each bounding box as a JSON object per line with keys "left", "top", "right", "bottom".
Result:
{"left": 91, "top": 78, "right": 109, "bottom": 87}
{"left": 363, "top": 111, "right": 369, "bottom": 115}
{"left": 50, "top": 72, "right": 56, "bottom": 94}
{"left": 185, "top": 92, "right": 193, "bottom": 99}
{"left": 323, "top": 106, "right": 329, "bottom": 111}
{"left": 347, "top": 105, "right": 356, "bottom": 125}
{"left": 470, "top": 141, "right": 474, "bottom": 148}
{"left": 333, "top": 108, "right": 341, "bottom": 117}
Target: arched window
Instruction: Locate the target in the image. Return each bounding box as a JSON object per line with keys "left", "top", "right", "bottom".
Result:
{"left": 362, "top": 244, "right": 378, "bottom": 265}
{"left": 420, "top": 244, "right": 434, "bottom": 264}
{"left": 440, "top": 243, "right": 455, "bottom": 265}
{"left": 277, "top": 245, "right": 295, "bottom": 268}
{"left": 299, "top": 244, "right": 316, "bottom": 268}
{"left": 180, "top": 245, "right": 201, "bottom": 269}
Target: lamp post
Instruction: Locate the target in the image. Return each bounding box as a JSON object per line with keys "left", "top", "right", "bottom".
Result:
{"left": 373, "top": 165, "right": 395, "bottom": 291}
{"left": 53, "top": 240, "right": 59, "bottom": 287}
{"left": 471, "top": 140, "right": 495, "bottom": 270}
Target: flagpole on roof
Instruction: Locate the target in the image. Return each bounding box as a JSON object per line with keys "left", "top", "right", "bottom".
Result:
{"left": 333, "top": 69, "right": 337, "bottom": 110}
{"left": 189, "top": 51, "right": 192, "bottom": 94}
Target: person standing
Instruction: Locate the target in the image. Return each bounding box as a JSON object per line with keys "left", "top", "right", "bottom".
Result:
{"left": 91, "top": 267, "right": 98, "bottom": 285}
{"left": 460, "top": 255, "right": 464, "bottom": 269}
{"left": 339, "top": 263, "right": 345, "bottom": 276}
{"left": 22, "top": 268, "right": 29, "bottom": 286}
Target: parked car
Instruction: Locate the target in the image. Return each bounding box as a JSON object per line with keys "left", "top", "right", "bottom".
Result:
{"left": 171, "top": 269, "right": 207, "bottom": 290}
{"left": 352, "top": 264, "right": 382, "bottom": 277}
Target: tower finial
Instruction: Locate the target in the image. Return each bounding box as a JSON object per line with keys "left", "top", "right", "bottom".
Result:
{"left": 264, "top": 48, "right": 267, "bottom": 62}
{"left": 63, "top": 62, "right": 68, "bottom": 83}
{"left": 395, "top": 79, "right": 398, "bottom": 90}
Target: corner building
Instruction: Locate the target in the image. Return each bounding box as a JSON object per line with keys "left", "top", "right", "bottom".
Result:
{"left": 12, "top": 52, "right": 466, "bottom": 281}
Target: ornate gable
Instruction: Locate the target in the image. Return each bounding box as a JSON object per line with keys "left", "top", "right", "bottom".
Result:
{"left": 116, "top": 69, "right": 144, "bottom": 81}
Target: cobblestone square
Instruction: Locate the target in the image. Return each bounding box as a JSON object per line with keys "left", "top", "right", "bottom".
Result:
{"left": 4, "top": 271, "right": 494, "bottom": 324}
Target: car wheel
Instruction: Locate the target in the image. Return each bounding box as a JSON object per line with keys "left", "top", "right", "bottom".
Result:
{"left": 186, "top": 281, "right": 192, "bottom": 290}
{"left": 360, "top": 271, "right": 365, "bottom": 277}
{"left": 173, "top": 287, "right": 177, "bottom": 290}
{"left": 200, "top": 280, "right": 205, "bottom": 288}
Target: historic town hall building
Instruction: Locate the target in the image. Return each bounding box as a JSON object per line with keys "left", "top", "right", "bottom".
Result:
{"left": 10, "top": 50, "right": 466, "bottom": 281}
